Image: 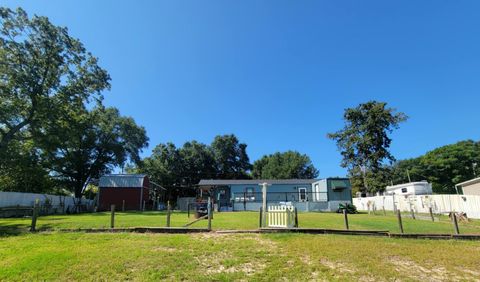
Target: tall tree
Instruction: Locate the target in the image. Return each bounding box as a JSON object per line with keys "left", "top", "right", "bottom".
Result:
{"left": 0, "top": 7, "right": 110, "bottom": 151}
{"left": 211, "top": 134, "right": 252, "bottom": 179}
{"left": 252, "top": 151, "right": 319, "bottom": 179}
{"left": 139, "top": 143, "right": 184, "bottom": 189}
{"left": 42, "top": 106, "right": 148, "bottom": 197}
{"left": 328, "top": 101, "right": 408, "bottom": 193}
{"left": 180, "top": 141, "right": 216, "bottom": 185}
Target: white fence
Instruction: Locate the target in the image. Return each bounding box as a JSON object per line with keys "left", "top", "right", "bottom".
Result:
{"left": 353, "top": 195, "right": 480, "bottom": 219}
{"left": 0, "top": 191, "right": 93, "bottom": 209}
{"left": 267, "top": 205, "right": 296, "bottom": 228}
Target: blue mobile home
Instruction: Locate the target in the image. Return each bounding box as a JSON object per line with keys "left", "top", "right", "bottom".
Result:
{"left": 197, "top": 178, "right": 352, "bottom": 212}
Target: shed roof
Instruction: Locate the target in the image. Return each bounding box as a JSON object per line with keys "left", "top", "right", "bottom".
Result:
{"left": 198, "top": 179, "right": 319, "bottom": 186}
{"left": 99, "top": 174, "right": 148, "bottom": 188}
{"left": 456, "top": 177, "right": 480, "bottom": 187}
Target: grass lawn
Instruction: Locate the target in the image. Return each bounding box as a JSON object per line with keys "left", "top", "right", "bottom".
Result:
{"left": 2, "top": 212, "right": 480, "bottom": 281}
{"left": 1, "top": 232, "right": 480, "bottom": 281}
{"left": 2, "top": 211, "right": 480, "bottom": 235}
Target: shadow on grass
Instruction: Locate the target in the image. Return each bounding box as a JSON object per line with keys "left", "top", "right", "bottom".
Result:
{"left": 0, "top": 223, "right": 29, "bottom": 237}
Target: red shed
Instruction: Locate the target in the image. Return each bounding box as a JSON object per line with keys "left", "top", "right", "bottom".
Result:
{"left": 98, "top": 174, "right": 150, "bottom": 211}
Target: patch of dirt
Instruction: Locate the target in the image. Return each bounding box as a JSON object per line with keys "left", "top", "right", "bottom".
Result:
{"left": 319, "top": 259, "right": 356, "bottom": 274}
{"left": 389, "top": 257, "right": 461, "bottom": 282}
{"left": 455, "top": 267, "right": 480, "bottom": 280}
{"left": 196, "top": 251, "right": 266, "bottom": 276}
{"left": 152, "top": 246, "right": 177, "bottom": 252}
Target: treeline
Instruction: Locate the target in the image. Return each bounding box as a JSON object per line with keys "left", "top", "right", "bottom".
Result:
{"left": 387, "top": 140, "right": 480, "bottom": 194}
{"left": 0, "top": 8, "right": 148, "bottom": 197}
{"left": 131, "top": 134, "right": 319, "bottom": 192}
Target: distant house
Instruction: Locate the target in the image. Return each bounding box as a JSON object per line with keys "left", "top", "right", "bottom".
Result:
{"left": 98, "top": 174, "right": 150, "bottom": 211}
{"left": 385, "top": 181, "right": 433, "bottom": 196}
{"left": 456, "top": 177, "right": 480, "bottom": 195}
{"left": 197, "top": 178, "right": 352, "bottom": 212}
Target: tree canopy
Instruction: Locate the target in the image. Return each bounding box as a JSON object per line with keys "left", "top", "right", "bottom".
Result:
{"left": 0, "top": 7, "right": 110, "bottom": 152}
{"left": 0, "top": 8, "right": 147, "bottom": 198}
{"left": 328, "top": 101, "right": 408, "bottom": 193}
{"left": 389, "top": 140, "right": 480, "bottom": 194}
{"left": 211, "top": 134, "right": 251, "bottom": 179}
{"left": 252, "top": 151, "right": 319, "bottom": 179}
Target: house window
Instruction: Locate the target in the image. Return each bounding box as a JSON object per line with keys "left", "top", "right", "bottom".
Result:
{"left": 245, "top": 187, "right": 254, "bottom": 197}
{"left": 299, "top": 188, "right": 307, "bottom": 202}
{"left": 401, "top": 188, "right": 408, "bottom": 193}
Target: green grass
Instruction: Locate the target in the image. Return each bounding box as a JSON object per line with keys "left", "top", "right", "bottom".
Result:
{"left": 1, "top": 232, "right": 480, "bottom": 281}
{"left": 2, "top": 211, "right": 480, "bottom": 235}
{"left": 2, "top": 212, "right": 480, "bottom": 280}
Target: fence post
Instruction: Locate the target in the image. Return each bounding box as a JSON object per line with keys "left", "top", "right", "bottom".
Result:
{"left": 243, "top": 192, "right": 246, "bottom": 211}
{"left": 30, "top": 200, "right": 39, "bottom": 232}
{"left": 122, "top": 200, "right": 125, "bottom": 212}
{"left": 110, "top": 204, "right": 115, "bottom": 229}
{"left": 410, "top": 207, "right": 416, "bottom": 220}
{"left": 294, "top": 207, "right": 298, "bottom": 228}
{"left": 429, "top": 207, "right": 435, "bottom": 222}
{"left": 142, "top": 200, "right": 146, "bottom": 212}
{"left": 396, "top": 209, "right": 404, "bottom": 234}
{"left": 166, "top": 201, "right": 171, "bottom": 227}
{"left": 259, "top": 207, "right": 263, "bottom": 228}
{"left": 207, "top": 197, "right": 212, "bottom": 231}
{"left": 451, "top": 212, "right": 460, "bottom": 235}
{"left": 343, "top": 208, "right": 349, "bottom": 230}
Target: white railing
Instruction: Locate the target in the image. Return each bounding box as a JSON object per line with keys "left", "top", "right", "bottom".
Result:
{"left": 267, "top": 205, "right": 296, "bottom": 228}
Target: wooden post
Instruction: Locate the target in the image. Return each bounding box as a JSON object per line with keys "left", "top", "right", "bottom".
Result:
{"left": 207, "top": 197, "right": 212, "bottom": 231}
{"left": 122, "top": 200, "right": 125, "bottom": 212}
{"left": 166, "top": 201, "right": 171, "bottom": 227}
{"left": 110, "top": 204, "right": 115, "bottom": 229}
{"left": 396, "top": 209, "right": 404, "bottom": 234}
{"left": 142, "top": 200, "right": 146, "bottom": 212}
{"left": 259, "top": 207, "right": 263, "bottom": 228}
{"left": 429, "top": 207, "right": 435, "bottom": 222}
{"left": 30, "top": 200, "right": 39, "bottom": 232}
{"left": 343, "top": 208, "right": 349, "bottom": 230}
{"left": 243, "top": 192, "right": 246, "bottom": 211}
{"left": 187, "top": 202, "right": 190, "bottom": 218}
{"left": 294, "top": 207, "right": 298, "bottom": 228}
{"left": 451, "top": 212, "right": 460, "bottom": 235}
{"left": 410, "top": 208, "right": 416, "bottom": 220}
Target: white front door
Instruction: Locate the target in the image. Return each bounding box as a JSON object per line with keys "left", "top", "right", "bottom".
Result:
{"left": 299, "top": 188, "right": 307, "bottom": 202}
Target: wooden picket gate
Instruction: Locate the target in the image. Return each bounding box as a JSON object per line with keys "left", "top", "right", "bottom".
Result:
{"left": 267, "top": 206, "right": 296, "bottom": 228}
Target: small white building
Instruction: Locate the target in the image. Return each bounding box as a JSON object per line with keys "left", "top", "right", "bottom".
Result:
{"left": 456, "top": 177, "right": 480, "bottom": 196}
{"left": 385, "top": 181, "right": 433, "bottom": 196}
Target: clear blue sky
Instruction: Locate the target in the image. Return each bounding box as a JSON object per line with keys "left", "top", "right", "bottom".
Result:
{"left": 5, "top": 1, "right": 480, "bottom": 177}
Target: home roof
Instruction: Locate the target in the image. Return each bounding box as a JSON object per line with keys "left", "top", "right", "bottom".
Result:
{"left": 456, "top": 177, "right": 480, "bottom": 187}
{"left": 198, "top": 179, "right": 319, "bottom": 186}
{"left": 99, "top": 174, "right": 148, "bottom": 188}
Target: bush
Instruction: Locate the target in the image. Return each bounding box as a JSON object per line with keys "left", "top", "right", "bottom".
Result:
{"left": 337, "top": 203, "right": 358, "bottom": 214}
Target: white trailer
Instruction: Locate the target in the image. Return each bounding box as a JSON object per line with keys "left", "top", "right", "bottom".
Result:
{"left": 385, "top": 181, "right": 433, "bottom": 196}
